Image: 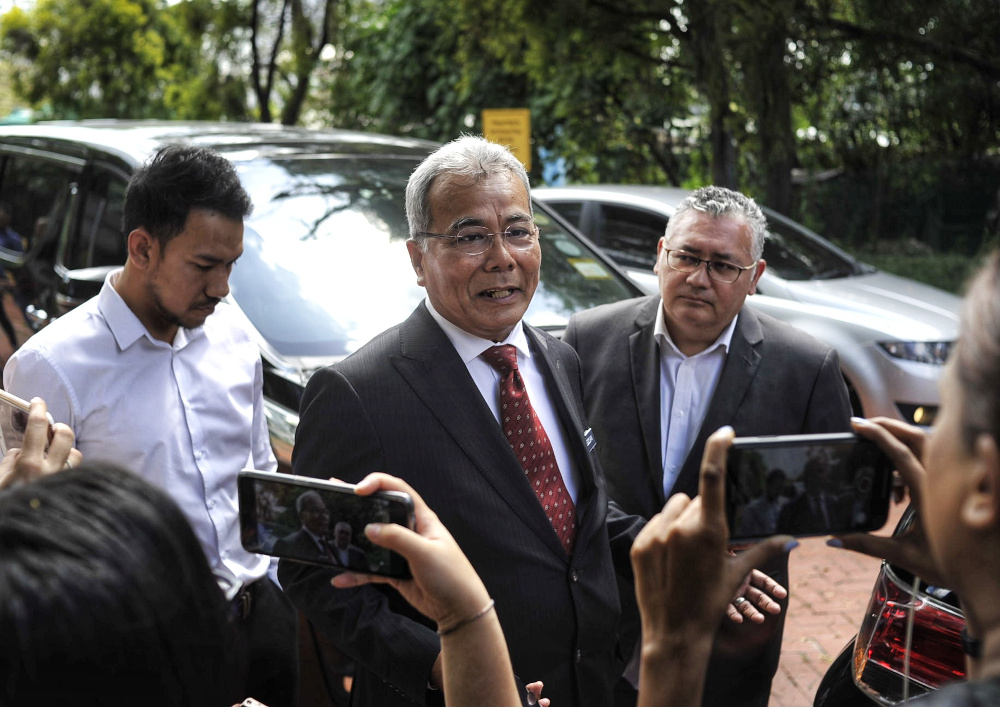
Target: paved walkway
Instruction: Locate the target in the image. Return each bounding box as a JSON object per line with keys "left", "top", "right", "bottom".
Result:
{"left": 769, "top": 503, "right": 905, "bottom": 705}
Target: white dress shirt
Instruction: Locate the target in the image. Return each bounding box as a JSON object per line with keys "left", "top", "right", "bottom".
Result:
{"left": 4, "top": 270, "right": 277, "bottom": 587}
{"left": 425, "top": 300, "right": 581, "bottom": 504}
{"left": 654, "top": 301, "right": 738, "bottom": 496}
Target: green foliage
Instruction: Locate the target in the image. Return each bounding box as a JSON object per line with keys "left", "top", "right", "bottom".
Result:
{"left": 1, "top": 0, "right": 178, "bottom": 118}
{"left": 1, "top": 0, "right": 999, "bottom": 256}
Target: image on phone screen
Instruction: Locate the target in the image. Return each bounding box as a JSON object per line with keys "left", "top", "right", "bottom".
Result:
{"left": 727, "top": 434, "right": 892, "bottom": 541}
{"left": 238, "top": 471, "right": 413, "bottom": 578}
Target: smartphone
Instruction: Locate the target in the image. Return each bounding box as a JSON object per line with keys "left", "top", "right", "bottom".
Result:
{"left": 0, "top": 389, "right": 55, "bottom": 456}
{"left": 238, "top": 469, "right": 415, "bottom": 578}
{"left": 726, "top": 432, "right": 893, "bottom": 542}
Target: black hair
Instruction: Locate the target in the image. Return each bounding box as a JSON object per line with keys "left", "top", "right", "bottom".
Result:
{"left": 0, "top": 463, "right": 242, "bottom": 706}
{"left": 121, "top": 144, "right": 253, "bottom": 246}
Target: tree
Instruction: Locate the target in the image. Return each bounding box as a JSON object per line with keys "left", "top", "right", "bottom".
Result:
{"left": 1, "top": 0, "right": 181, "bottom": 119}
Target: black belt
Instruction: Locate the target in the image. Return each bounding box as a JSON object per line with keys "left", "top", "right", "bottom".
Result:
{"left": 231, "top": 578, "right": 262, "bottom": 621}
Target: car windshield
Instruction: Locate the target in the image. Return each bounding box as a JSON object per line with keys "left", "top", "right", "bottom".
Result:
{"left": 230, "top": 155, "right": 635, "bottom": 357}
{"left": 762, "top": 216, "right": 860, "bottom": 281}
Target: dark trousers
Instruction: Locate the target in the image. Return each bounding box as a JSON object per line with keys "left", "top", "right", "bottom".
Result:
{"left": 236, "top": 576, "right": 300, "bottom": 707}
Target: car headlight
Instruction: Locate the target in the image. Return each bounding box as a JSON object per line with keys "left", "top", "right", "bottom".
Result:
{"left": 878, "top": 341, "right": 953, "bottom": 365}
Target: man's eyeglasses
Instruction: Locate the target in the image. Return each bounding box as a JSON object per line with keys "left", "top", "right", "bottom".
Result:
{"left": 417, "top": 222, "right": 538, "bottom": 257}
{"left": 662, "top": 249, "right": 757, "bottom": 284}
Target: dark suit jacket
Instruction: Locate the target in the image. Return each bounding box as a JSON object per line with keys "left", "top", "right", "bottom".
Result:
{"left": 564, "top": 295, "right": 853, "bottom": 707}
{"left": 564, "top": 295, "right": 853, "bottom": 516}
{"left": 274, "top": 528, "right": 332, "bottom": 566}
{"left": 274, "top": 529, "right": 367, "bottom": 569}
{"left": 280, "top": 303, "right": 642, "bottom": 707}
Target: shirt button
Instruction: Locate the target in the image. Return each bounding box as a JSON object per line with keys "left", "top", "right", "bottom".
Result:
{"left": 208, "top": 500, "right": 216, "bottom": 509}
{"left": 575, "top": 649, "right": 582, "bottom": 664}
{"left": 570, "top": 569, "right": 578, "bottom": 582}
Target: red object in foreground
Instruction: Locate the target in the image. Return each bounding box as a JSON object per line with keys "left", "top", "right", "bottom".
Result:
{"left": 852, "top": 562, "right": 966, "bottom": 703}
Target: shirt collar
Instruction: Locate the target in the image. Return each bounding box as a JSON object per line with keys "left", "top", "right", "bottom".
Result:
{"left": 99, "top": 269, "right": 204, "bottom": 351}
{"left": 653, "top": 298, "right": 739, "bottom": 359}
{"left": 424, "top": 298, "right": 531, "bottom": 364}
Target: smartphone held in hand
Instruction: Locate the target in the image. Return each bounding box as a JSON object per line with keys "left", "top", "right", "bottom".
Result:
{"left": 238, "top": 469, "right": 415, "bottom": 578}
{"left": 0, "top": 389, "right": 54, "bottom": 455}
{"left": 726, "top": 432, "right": 893, "bottom": 542}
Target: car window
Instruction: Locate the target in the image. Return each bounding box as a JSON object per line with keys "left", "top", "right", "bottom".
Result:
{"left": 0, "top": 153, "right": 78, "bottom": 267}
{"left": 548, "top": 201, "right": 583, "bottom": 228}
{"left": 762, "top": 217, "right": 858, "bottom": 281}
{"left": 599, "top": 204, "right": 664, "bottom": 270}
{"left": 64, "top": 165, "right": 128, "bottom": 270}
{"left": 230, "top": 155, "right": 636, "bottom": 357}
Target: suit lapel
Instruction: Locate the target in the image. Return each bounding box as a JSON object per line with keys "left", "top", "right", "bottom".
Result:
{"left": 671, "top": 309, "right": 763, "bottom": 497}
{"left": 526, "top": 327, "right": 604, "bottom": 555}
{"left": 391, "top": 305, "right": 566, "bottom": 557}
{"left": 629, "top": 298, "right": 666, "bottom": 508}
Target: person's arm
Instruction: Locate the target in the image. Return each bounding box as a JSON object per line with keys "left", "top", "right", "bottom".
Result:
{"left": 249, "top": 355, "right": 278, "bottom": 473}
{"left": 631, "top": 427, "right": 794, "bottom": 707}
{"left": 803, "top": 348, "right": 854, "bottom": 432}
{"left": 0, "top": 397, "right": 81, "bottom": 489}
{"left": 334, "top": 473, "right": 525, "bottom": 707}
{"left": 3, "top": 347, "right": 77, "bottom": 432}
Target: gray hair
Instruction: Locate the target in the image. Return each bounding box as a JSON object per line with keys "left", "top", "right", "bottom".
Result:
{"left": 295, "top": 490, "right": 324, "bottom": 515}
{"left": 405, "top": 135, "right": 532, "bottom": 248}
{"left": 665, "top": 186, "right": 768, "bottom": 261}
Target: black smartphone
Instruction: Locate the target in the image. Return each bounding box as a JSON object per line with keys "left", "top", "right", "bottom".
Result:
{"left": 238, "top": 469, "right": 415, "bottom": 578}
{"left": 726, "top": 432, "right": 893, "bottom": 542}
{"left": 0, "top": 389, "right": 55, "bottom": 455}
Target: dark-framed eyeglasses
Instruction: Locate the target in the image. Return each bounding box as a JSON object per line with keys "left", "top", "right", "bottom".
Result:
{"left": 417, "top": 222, "right": 538, "bottom": 257}
{"left": 663, "top": 249, "right": 757, "bottom": 284}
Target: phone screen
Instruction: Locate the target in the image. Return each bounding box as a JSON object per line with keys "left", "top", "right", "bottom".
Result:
{"left": 238, "top": 470, "right": 414, "bottom": 578}
{"left": 726, "top": 433, "right": 893, "bottom": 542}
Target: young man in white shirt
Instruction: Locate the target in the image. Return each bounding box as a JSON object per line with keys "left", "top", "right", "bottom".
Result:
{"left": 4, "top": 145, "right": 298, "bottom": 706}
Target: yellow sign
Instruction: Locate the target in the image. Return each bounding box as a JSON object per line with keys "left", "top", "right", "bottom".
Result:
{"left": 482, "top": 109, "right": 531, "bottom": 171}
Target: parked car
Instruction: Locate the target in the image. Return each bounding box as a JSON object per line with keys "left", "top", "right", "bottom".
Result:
{"left": 534, "top": 185, "right": 962, "bottom": 426}
{"left": 0, "top": 121, "right": 642, "bottom": 468}
{"left": 813, "top": 506, "right": 967, "bottom": 705}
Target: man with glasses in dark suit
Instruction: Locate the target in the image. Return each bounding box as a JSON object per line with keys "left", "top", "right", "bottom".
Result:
{"left": 564, "top": 186, "right": 853, "bottom": 707}
{"left": 281, "top": 135, "right": 644, "bottom": 707}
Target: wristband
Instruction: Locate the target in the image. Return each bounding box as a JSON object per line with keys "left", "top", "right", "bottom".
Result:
{"left": 437, "top": 599, "right": 496, "bottom": 637}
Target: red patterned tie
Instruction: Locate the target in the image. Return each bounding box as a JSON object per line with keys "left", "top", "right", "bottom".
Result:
{"left": 481, "top": 345, "right": 576, "bottom": 555}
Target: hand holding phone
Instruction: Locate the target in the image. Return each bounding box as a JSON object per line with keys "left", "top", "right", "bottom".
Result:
{"left": 0, "top": 395, "right": 80, "bottom": 490}
{"left": 726, "top": 432, "right": 893, "bottom": 542}
{"left": 0, "top": 389, "right": 54, "bottom": 455}
{"left": 238, "top": 470, "right": 415, "bottom": 578}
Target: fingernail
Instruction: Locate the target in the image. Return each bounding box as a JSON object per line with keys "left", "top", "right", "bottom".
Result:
{"left": 718, "top": 425, "right": 735, "bottom": 435}
{"left": 851, "top": 416, "right": 868, "bottom": 426}
{"left": 784, "top": 539, "right": 800, "bottom": 552}
{"left": 826, "top": 538, "right": 844, "bottom": 548}
{"left": 364, "top": 523, "right": 383, "bottom": 539}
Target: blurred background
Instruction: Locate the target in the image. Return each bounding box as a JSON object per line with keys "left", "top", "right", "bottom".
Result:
{"left": 2, "top": 0, "right": 997, "bottom": 290}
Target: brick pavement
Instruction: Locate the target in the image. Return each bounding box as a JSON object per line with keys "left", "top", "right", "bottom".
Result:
{"left": 769, "top": 502, "right": 906, "bottom": 706}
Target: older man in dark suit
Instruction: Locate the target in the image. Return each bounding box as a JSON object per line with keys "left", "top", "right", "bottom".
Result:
{"left": 279, "top": 136, "right": 643, "bottom": 707}
{"left": 564, "top": 186, "right": 853, "bottom": 707}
